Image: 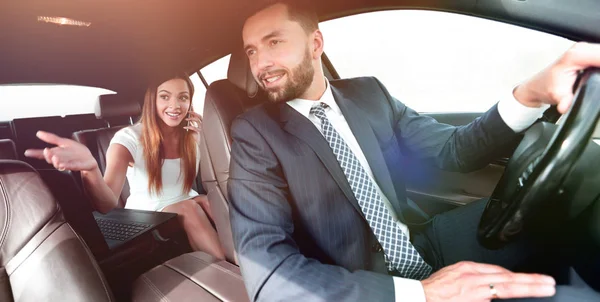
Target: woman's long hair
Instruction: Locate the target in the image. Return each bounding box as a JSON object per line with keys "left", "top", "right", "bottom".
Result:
{"left": 139, "top": 75, "right": 197, "bottom": 195}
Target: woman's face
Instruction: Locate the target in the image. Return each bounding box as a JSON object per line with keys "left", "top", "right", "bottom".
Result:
{"left": 155, "top": 78, "right": 191, "bottom": 128}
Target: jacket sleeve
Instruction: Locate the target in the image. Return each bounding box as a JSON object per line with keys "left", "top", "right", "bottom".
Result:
{"left": 372, "top": 77, "right": 520, "bottom": 172}
{"left": 228, "top": 117, "right": 395, "bottom": 302}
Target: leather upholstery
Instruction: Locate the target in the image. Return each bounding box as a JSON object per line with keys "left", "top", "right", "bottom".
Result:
{"left": 201, "top": 81, "right": 240, "bottom": 264}
{"left": 95, "top": 94, "right": 141, "bottom": 121}
{"left": 0, "top": 140, "right": 17, "bottom": 160}
{"left": 201, "top": 50, "right": 267, "bottom": 264}
{"left": 131, "top": 252, "right": 249, "bottom": 302}
{"left": 0, "top": 160, "right": 114, "bottom": 301}
{"left": 73, "top": 126, "right": 130, "bottom": 208}
{"left": 226, "top": 49, "right": 259, "bottom": 98}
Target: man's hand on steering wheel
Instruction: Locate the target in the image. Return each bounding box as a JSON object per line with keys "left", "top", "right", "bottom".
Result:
{"left": 513, "top": 42, "right": 600, "bottom": 113}
{"left": 479, "top": 42, "right": 600, "bottom": 248}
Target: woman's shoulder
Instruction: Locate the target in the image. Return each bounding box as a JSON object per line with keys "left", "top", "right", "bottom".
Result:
{"left": 110, "top": 123, "right": 143, "bottom": 153}
{"left": 115, "top": 123, "right": 142, "bottom": 140}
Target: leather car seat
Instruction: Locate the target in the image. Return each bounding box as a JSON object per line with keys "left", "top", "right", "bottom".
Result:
{"left": 200, "top": 50, "right": 264, "bottom": 264}
{"left": 0, "top": 160, "right": 115, "bottom": 302}
{"left": 130, "top": 51, "right": 260, "bottom": 301}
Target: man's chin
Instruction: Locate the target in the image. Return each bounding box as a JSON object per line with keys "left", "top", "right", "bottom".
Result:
{"left": 266, "top": 89, "right": 290, "bottom": 104}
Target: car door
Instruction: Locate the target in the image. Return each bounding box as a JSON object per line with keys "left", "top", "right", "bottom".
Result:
{"left": 319, "top": 9, "right": 573, "bottom": 214}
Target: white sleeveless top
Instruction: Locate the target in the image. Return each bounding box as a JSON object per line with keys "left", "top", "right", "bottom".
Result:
{"left": 109, "top": 124, "right": 200, "bottom": 211}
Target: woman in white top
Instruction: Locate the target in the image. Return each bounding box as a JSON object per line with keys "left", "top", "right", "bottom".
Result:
{"left": 25, "top": 76, "right": 225, "bottom": 259}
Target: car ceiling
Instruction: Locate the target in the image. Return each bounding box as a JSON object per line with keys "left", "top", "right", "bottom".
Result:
{"left": 1, "top": 0, "right": 599, "bottom": 96}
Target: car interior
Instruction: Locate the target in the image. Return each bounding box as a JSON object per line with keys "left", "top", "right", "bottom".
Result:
{"left": 1, "top": 0, "right": 600, "bottom": 301}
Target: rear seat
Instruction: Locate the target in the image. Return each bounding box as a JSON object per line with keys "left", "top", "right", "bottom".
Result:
{"left": 0, "top": 160, "right": 115, "bottom": 301}
{"left": 131, "top": 51, "right": 259, "bottom": 301}
{"left": 72, "top": 94, "right": 141, "bottom": 208}
{"left": 66, "top": 89, "right": 248, "bottom": 300}
{"left": 0, "top": 139, "right": 17, "bottom": 159}
{"left": 133, "top": 252, "right": 247, "bottom": 302}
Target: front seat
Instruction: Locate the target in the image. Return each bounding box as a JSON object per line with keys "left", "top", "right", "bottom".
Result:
{"left": 0, "top": 160, "right": 114, "bottom": 302}
{"left": 200, "top": 50, "right": 264, "bottom": 264}
{"left": 130, "top": 51, "right": 258, "bottom": 301}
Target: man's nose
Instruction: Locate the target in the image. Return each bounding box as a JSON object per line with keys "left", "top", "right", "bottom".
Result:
{"left": 255, "top": 50, "right": 274, "bottom": 72}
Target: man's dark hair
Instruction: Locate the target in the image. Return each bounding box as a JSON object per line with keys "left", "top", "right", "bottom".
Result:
{"left": 284, "top": 1, "right": 319, "bottom": 33}
{"left": 249, "top": 1, "right": 319, "bottom": 34}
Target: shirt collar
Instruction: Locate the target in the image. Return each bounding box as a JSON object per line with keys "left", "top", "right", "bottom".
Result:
{"left": 286, "top": 78, "right": 341, "bottom": 119}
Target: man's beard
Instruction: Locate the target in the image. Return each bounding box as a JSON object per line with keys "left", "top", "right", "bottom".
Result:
{"left": 260, "top": 50, "right": 314, "bottom": 104}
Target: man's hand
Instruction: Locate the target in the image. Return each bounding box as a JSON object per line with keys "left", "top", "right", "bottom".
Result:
{"left": 514, "top": 42, "right": 600, "bottom": 113}
{"left": 24, "top": 131, "right": 98, "bottom": 172}
{"left": 422, "top": 261, "right": 555, "bottom": 302}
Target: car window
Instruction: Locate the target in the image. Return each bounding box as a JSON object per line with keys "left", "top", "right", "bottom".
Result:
{"left": 190, "top": 54, "right": 231, "bottom": 115}
{"left": 320, "top": 10, "right": 574, "bottom": 113}
{"left": 189, "top": 73, "right": 207, "bottom": 115}
{"left": 0, "top": 84, "right": 115, "bottom": 121}
{"left": 202, "top": 55, "right": 231, "bottom": 85}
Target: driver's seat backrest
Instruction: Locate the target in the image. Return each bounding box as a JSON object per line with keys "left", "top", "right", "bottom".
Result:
{"left": 72, "top": 94, "right": 141, "bottom": 208}
{"left": 0, "top": 160, "right": 114, "bottom": 301}
{"left": 201, "top": 50, "right": 265, "bottom": 264}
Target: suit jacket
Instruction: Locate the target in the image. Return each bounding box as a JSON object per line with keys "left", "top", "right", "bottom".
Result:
{"left": 228, "top": 77, "right": 519, "bottom": 301}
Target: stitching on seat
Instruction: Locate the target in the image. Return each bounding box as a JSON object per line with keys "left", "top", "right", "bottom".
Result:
{"left": 140, "top": 273, "right": 169, "bottom": 302}
{"left": 0, "top": 175, "right": 11, "bottom": 251}
{"left": 185, "top": 253, "right": 243, "bottom": 280}
{"left": 0, "top": 165, "right": 62, "bottom": 271}
{"left": 5, "top": 208, "right": 62, "bottom": 275}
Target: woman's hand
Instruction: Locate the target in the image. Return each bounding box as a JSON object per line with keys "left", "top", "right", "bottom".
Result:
{"left": 184, "top": 110, "right": 203, "bottom": 144}
{"left": 24, "top": 131, "right": 98, "bottom": 172}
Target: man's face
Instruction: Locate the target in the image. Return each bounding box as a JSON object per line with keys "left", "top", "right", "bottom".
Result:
{"left": 243, "top": 4, "right": 315, "bottom": 103}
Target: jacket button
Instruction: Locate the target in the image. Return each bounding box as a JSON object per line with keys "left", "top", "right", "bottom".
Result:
{"left": 372, "top": 243, "right": 383, "bottom": 253}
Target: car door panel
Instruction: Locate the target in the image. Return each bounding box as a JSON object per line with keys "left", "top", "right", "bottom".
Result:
{"left": 404, "top": 112, "right": 506, "bottom": 214}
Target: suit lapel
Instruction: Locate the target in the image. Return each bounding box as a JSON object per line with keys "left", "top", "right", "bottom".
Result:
{"left": 331, "top": 86, "right": 404, "bottom": 221}
{"left": 279, "top": 104, "right": 366, "bottom": 220}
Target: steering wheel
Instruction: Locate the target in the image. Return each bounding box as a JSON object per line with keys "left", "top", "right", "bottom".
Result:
{"left": 478, "top": 68, "right": 600, "bottom": 249}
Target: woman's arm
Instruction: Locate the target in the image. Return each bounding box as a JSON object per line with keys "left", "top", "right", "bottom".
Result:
{"left": 25, "top": 131, "right": 131, "bottom": 213}
{"left": 82, "top": 143, "right": 132, "bottom": 213}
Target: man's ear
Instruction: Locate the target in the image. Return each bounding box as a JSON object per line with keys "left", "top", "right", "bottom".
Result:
{"left": 312, "top": 29, "right": 324, "bottom": 59}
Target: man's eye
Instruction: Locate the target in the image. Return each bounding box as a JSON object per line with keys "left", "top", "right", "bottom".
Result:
{"left": 246, "top": 49, "right": 256, "bottom": 57}
{"left": 270, "top": 40, "right": 281, "bottom": 46}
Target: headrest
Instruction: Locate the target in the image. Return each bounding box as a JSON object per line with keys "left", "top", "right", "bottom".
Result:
{"left": 94, "top": 94, "right": 142, "bottom": 119}
{"left": 0, "top": 139, "right": 17, "bottom": 160}
{"left": 227, "top": 50, "right": 259, "bottom": 98}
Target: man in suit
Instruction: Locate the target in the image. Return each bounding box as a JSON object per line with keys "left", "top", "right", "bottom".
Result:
{"left": 228, "top": 2, "right": 600, "bottom": 301}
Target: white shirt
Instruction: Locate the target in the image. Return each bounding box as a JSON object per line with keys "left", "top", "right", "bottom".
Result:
{"left": 287, "top": 80, "right": 547, "bottom": 302}
{"left": 109, "top": 123, "right": 200, "bottom": 211}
